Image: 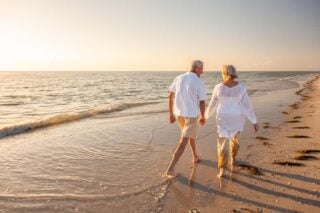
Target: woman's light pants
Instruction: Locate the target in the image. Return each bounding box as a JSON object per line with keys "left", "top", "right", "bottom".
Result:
{"left": 217, "top": 133, "right": 240, "bottom": 169}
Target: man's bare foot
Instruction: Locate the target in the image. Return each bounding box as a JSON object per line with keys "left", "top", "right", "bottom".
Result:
{"left": 193, "top": 155, "right": 201, "bottom": 163}
{"left": 217, "top": 168, "right": 225, "bottom": 178}
{"left": 165, "top": 170, "right": 177, "bottom": 179}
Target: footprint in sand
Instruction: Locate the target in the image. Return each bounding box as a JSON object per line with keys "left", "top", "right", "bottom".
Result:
{"left": 262, "top": 141, "right": 273, "bottom": 147}
{"left": 287, "top": 135, "right": 311, "bottom": 139}
{"left": 255, "top": 136, "right": 269, "bottom": 141}
{"left": 236, "top": 163, "right": 262, "bottom": 175}
{"left": 262, "top": 122, "right": 270, "bottom": 129}
{"left": 285, "top": 120, "right": 300, "bottom": 123}
{"left": 233, "top": 208, "right": 263, "bottom": 213}
{"left": 289, "top": 103, "right": 299, "bottom": 109}
{"left": 256, "top": 136, "right": 273, "bottom": 147}
{"left": 273, "top": 161, "right": 305, "bottom": 167}
{"left": 293, "top": 116, "right": 302, "bottom": 119}
{"left": 296, "top": 149, "right": 320, "bottom": 154}
{"left": 293, "top": 126, "right": 310, "bottom": 129}
{"left": 294, "top": 155, "right": 318, "bottom": 161}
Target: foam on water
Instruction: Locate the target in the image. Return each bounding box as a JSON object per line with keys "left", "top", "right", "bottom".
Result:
{"left": 0, "top": 102, "right": 159, "bottom": 138}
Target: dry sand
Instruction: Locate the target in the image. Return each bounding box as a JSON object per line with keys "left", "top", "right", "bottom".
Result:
{"left": 162, "top": 75, "right": 320, "bottom": 213}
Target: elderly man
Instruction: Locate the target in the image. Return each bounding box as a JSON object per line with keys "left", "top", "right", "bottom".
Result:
{"left": 165, "top": 60, "right": 207, "bottom": 178}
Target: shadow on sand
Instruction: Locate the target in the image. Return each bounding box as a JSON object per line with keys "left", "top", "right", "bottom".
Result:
{"left": 176, "top": 175, "right": 299, "bottom": 213}
{"left": 224, "top": 159, "right": 320, "bottom": 185}
{"left": 173, "top": 159, "right": 320, "bottom": 212}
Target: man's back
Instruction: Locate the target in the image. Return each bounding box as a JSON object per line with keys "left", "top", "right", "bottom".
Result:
{"left": 169, "top": 72, "right": 206, "bottom": 117}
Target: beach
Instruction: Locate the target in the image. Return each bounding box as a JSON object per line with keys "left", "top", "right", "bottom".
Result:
{"left": 162, "top": 75, "right": 320, "bottom": 212}
{"left": 0, "top": 72, "right": 319, "bottom": 212}
{"left": 1, "top": 0, "right": 320, "bottom": 212}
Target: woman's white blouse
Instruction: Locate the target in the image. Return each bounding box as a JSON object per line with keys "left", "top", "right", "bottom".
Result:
{"left": 205, "top": 83, "right": 257, "bottom": 139}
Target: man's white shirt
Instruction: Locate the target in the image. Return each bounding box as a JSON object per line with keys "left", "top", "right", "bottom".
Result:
{"left": 169, "top": 72, "right": 207, "bottom": 117}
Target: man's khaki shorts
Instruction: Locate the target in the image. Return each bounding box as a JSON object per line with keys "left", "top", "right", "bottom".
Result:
{"left": 176, "top": 116, "right": 198, "bottom": 139}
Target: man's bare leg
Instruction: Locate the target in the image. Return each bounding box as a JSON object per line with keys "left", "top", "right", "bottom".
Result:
{"left": 189, "top": 138, "right": 200, "bottom": 163}
{"left": 166, "top": 137, "right": 189, "bottom": 178}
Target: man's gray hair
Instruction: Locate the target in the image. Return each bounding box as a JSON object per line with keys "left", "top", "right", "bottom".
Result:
{"left": 191, "top": 60, "right": 203, "bottom": 72}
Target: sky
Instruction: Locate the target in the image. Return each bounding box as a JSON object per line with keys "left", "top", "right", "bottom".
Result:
{"left": 0, "top": 0, "right": 319, "bottom": 71}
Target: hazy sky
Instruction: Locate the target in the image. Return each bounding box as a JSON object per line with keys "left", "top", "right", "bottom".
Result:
{"left": 0, "top": 0, "right": 319, "bottom": 71}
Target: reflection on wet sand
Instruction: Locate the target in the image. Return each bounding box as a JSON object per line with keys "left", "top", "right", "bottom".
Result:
{"left": 170, "top": 164, "right": 199, "bottom": 209}
{"left": 166, "top": 159, "right": 308, "bottom": 212}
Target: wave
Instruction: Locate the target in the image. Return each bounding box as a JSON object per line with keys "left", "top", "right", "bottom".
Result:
{"left": 0, "top": 102, "right": 25, "bottom": 106}
{"left": 0, "top": 179, "right": 170, "bottom": 202}
{"left": 0, "top": 102, "right": 159, "bottom": 139}
{"left": 248, "top": 79, "right": 300, "bottom": 96}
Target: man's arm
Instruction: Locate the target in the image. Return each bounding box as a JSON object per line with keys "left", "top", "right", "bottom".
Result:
{"left": 199, "top": 100, "right": 205, "bottom": 125}
{"left": 169, "top": 92, "right": 176, "bottom": 123}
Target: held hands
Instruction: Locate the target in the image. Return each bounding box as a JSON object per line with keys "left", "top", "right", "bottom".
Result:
{"left": 253, "top": 123, "right": 259, "bottom": 133}
{"left": 199, "top": 116, "right": 206, "bottom": 125}
{"left": 169, "top": 114, "right": 176, "bottom": 124}
{"left": 169, "top": 114, "right": 206, "bottom": 125}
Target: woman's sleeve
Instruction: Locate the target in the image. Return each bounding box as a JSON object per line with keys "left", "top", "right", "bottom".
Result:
{"left": 240, "top": 87, "right": 257, "bottom": 124}
{"left": 205, "top": 86, "right": 218, "bottom": 119}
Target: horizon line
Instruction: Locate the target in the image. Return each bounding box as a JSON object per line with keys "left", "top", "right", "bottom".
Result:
{"left": 0, "top": 70, "right": 320, "bottom": 72}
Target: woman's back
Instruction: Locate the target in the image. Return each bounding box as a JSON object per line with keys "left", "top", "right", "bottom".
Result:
{"left": 205, "top": 82, "right": 256, "bottom": 123}
{"left": 215, "top": 83, "right": 244, "bottom": 115}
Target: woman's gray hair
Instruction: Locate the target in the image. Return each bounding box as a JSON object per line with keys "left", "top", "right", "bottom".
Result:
{"left": 221, "top": 65, "right": 238, "bottom": 78}
{"left": 191, "top": 60, "right": 203, "bottom": 72}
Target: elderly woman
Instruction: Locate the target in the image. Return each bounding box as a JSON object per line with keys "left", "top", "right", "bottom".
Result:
{"left": 205, "top": 65, "right": 259, "bottom": 178}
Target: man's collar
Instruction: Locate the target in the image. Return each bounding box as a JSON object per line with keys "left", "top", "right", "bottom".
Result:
{"left": 188, "top": 71, "right": 199, "bottom": 77}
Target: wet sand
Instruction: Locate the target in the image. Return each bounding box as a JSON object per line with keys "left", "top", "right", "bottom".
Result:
{"left": 162, "top": 75, "right": 320, "bottom": 212}
{"left": 0, "top": 74, "right": 319, "bottom": 212}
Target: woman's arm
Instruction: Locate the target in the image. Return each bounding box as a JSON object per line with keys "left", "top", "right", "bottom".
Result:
{"left": 240, "top": 87, "right": 259, "bottom": 132}
{"left": 205, "top": 87, "right": 218, "bottom": 119}
{"left": 240, "top": 87, "right": 257, "bottom": 124}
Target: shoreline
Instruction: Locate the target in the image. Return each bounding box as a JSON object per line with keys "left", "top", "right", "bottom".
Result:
{"left": 0, "top": 71, "right": 316, "bottom": 140}
{"left": 0, "top": 73, "right": 318, "bottom": 212}
{"left": 161, "top": 74, "right": 320, "bottom": 212}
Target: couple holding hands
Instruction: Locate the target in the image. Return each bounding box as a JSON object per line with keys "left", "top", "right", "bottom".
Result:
{"left": 166, "top": 60, "right": 259, "bottom": 179}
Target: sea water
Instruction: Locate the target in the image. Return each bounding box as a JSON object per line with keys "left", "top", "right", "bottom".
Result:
{"left": 0, "top": 71, "right": 318, "bottom": 212}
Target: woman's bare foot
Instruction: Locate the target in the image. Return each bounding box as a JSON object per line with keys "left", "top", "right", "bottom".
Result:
{"left": 231, "top": 157, "right": 236, "bottom": 165}
{"left": 230, "top": 157, "right": 236, "bottom": 172}
{"left": 193, "top": 155, "right": 201, "bottom": 163}
{"left": 216, "top": 168, "right": 225, "bottom": 178}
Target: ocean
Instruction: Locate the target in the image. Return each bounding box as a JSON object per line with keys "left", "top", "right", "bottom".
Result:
{"left": 0, "top": 71, "right": 318, "bottom": 212}
{"left": 0, "top": 71, "right": 316, "bottom": 137}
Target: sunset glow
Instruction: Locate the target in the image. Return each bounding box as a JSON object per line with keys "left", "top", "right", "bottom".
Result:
{"left": 0, "top": 0, "right": 319, "bottom": 71}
